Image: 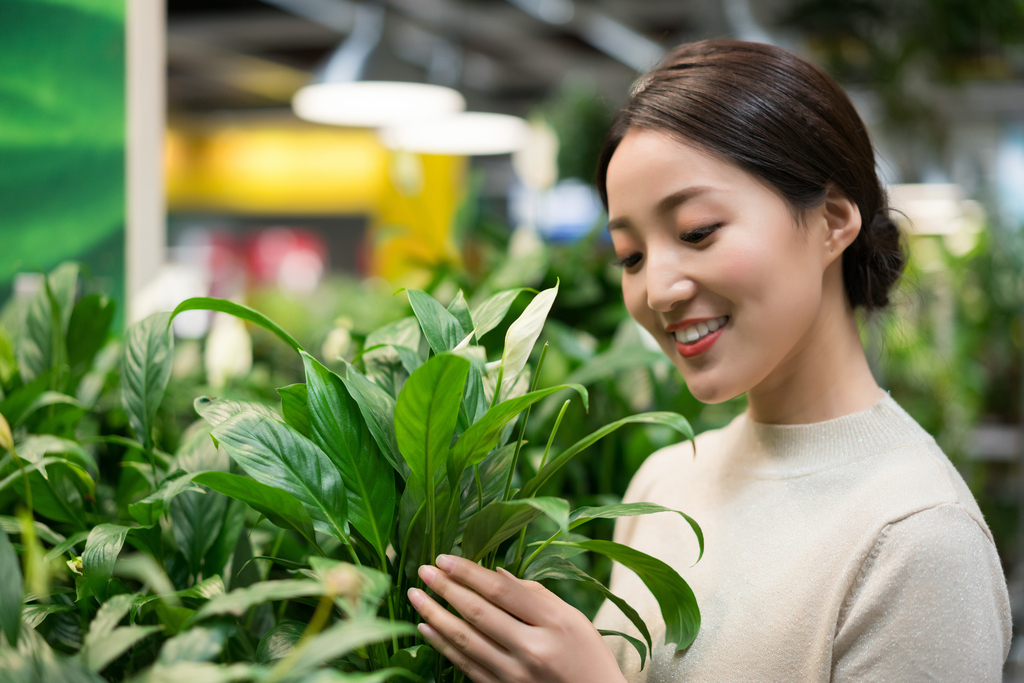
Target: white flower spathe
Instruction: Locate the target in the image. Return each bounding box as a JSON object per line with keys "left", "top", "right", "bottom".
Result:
{"left": 204, "top": 313, "right": 253, "bottom": 388}
{"left": 499, "top": 280, "right": 558, "bottom": 394}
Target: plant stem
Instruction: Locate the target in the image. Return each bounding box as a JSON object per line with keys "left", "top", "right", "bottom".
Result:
{"left": 518, "top": 531, "right": 563, "bottom": 577}
{"left": 265, "top": 593, "right": 334, "bottom": 683}
{"left": 539, "top": 400, "right": 570, "bottom": 471}
{"left": 489, "top": 364, "right": 504, "bottom": 409}
{"left": 501, "top": 343, "right": 548, "bottom": 502}
{"left": 473, "top": 464, "right": 484, "bottom": 511}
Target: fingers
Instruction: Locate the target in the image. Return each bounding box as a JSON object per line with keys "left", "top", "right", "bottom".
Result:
{"left": 433, "top": 555, "right": 553, "bottom": 625}
{"left": 417, "top": 564, "right": 528, "bottom": 649}
{"left": 416, "top": 622, "right": 503, "bottom": 683}
{"left": 408, "top": 585, "right": 516, "bottom": 676}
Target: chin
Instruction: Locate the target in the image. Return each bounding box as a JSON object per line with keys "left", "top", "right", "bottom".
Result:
{"left": 676, "top": 369, "right": 739, "bottom": 405}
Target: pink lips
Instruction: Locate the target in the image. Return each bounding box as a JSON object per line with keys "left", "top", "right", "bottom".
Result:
{"left": 666, "top": 317, "right": 727, "bottom": 359}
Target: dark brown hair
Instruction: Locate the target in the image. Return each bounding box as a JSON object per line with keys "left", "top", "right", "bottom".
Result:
{"left": 596, "top": 40, "right": 905, "bottom": 310}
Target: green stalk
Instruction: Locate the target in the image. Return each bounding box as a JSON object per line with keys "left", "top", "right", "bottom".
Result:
{"left": 473, "top": 464, "right": 484, "bottom": 511}
{"left": 518, "top": 531, "right": 563, "bottom": 577}
{"left": 265, "top": 593, "right": 335, "bottom": 683}
{"left": 539, "top": 399, "right": 570, "bottom": 471}
{"left": 489, "top": 364, "right": 504, "bottom": 409}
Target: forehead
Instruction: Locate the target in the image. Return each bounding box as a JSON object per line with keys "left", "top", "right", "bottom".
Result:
{"left": 607, "top": 130, "right": 737, "bottom": 203}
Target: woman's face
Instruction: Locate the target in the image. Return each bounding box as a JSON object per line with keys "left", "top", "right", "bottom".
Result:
{"left": 606, "top": 128, "right": 832, "bottom": 404}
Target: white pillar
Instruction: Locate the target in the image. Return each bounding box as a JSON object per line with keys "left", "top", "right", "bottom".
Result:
{"left": 125, "top": 0, "right": 166, "bottom": 323}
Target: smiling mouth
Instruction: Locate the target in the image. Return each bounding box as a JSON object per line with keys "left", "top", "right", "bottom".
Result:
{"left": 673, "top": 316, "right": 729, "bottom": 345}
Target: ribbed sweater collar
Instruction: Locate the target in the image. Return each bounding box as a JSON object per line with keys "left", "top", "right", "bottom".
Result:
{"left": 723, "top": 394, "right": 928, "bottom": 478}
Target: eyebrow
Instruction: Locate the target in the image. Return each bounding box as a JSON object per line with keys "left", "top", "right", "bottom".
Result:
{"left": 607, "top": 185, "right": 717, "bottom": 231}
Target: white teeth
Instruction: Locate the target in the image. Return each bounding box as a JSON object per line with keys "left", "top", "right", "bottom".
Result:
{"left": 674, "top": 316, "right": 728, "bottom": 345}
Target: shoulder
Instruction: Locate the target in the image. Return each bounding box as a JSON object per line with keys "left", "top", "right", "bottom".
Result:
{"left": 833, "top": 503, "right": 1011, "bottom": 681}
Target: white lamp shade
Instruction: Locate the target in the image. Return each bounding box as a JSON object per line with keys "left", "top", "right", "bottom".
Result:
{"left": 292, "top": 81, "right": 466, "bottom": 128}
{"left": 379, "top": 112, "right": 530, "bottom": 156}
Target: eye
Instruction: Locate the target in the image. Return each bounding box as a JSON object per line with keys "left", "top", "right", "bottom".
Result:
{"left": 614, "top": 253, "right": 643, "bottom": 269}
{"left": 681, "top": 223, "right": 722, "bottom": 244}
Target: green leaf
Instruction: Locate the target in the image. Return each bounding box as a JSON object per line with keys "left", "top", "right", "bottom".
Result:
{"left": 570, "top": 502, "right": 703, "bottom": 562}
{"left": 16, "top": 434, "right": 97, "bottom": 476}
{"left": 302, "top": 353, "right": 395, "bottom": 564}
{"left": 0, "top": 530, "right": 22, "bottom": 646}
{"left": 192, "top": 579, "right": 323, "bottom": 621}
{"left": 17, "top": 391, "right": 85, "bottom": 427}
{"left": 389, "top": 644, "right": 437, "bottom": 678}
{"left": 211, "top": 412, "right": 349, "bottom": 543}
{"left": 170, "top": 479, "right": 230, "bottom": 577}
{"left": 561, "top": 539, "right": 700, "bottom": 650}
{"left": 458, "top": 442, "right": 516, "bottom": 524}
{"left": 395, "top": 354, "right": 469, "bottom": 487}
{"left": 255, "top": 620, "right": 304, "bottom": 663}
{"left": 193, "top": 396, "right": 278, "bottom": 428}
{"left": 128, "top": 470, "right": 204, "bottom": 527}
{"left": 407, "top": 289, "right": 466, "bottom": 354}
{"left": 170, "top": 297, "right": 303, "bottom": 353}
{"left": 21, "top": 603, "right": 74, "bottom": 630}
{"left": 81, "top": 524, "right": 132, "bottom": 597}
{"left": 447, "top": 383, "right": 588, "bottom": 490}
{"left": 522, "top": 412, "right": 694, "bottom": 498}
{"left": 43, "top": 530, "right": 89, "bottom": 564}
{"left": 0, "top": 516, "right": 66, "bottom": 546}
{"left": 563, "top": 346, "right": 667, "bottom": 387}
{"left": 341, "top": 364, "right": 406, "bottom": 478}
{"left": 524, "top": 555, "right": 652, "bottom": 657}
{"left": 277, "top": 383, "right": 311, "bottom": 438}
{"left": 287, "top": 618, "right": 417, "bottom": 679}
{"left": 500, "top": 281, "right": 558, "bottom": 392}
{"left": 80, "top": 593, "right": 163, "bottom": 672}
{"left": 16, "top": 263, "right": 78, "bottom": 383}
{"left": 121, "top": 312, "right": 174, "bottom": 450}
{"left": 470, "top": 288, "right": 529, "bottom": 340}
{"left": 598, "top": 630, "right": 648, "bottom": 671}
{"left": 0, "top": 370, "right": 52, "bottom": 428}
{"left": 305, "top": 557, "right": 392, "bottom": 618}
{"left": 446, "top": 290, "right": 475, "bottom": 339}
{"left": 66, "top": 294, "right": 115, "bottom": 378}
{"left": 8, "top": 459, "right": 93, "bottom": 525}
{"left": 192, "top": 471, "right": 319, "bottom": 550}
{"left": 158, "top": 626, "right": 227, "bottom": 664}
{"left": 461, "top": 497, "right": 569, "bottom": 562}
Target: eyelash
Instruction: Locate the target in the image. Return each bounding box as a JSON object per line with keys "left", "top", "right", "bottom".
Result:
{"left": 614, "top": 223, "right": 722, "bottom": 268}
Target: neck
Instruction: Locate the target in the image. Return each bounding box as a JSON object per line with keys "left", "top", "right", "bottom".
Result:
{"left": 746, "top": 270, "right": 884, "bottom": 425}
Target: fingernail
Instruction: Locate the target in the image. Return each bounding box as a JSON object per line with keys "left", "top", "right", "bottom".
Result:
{"left": 496, "top": 566, "right": 515, "bottom": 579}
{"left": 418, "top": 565, "right": 438, "bottom": 586}
{"left": 436, "top": 554, "right": 456, "bottom": 573}
{"left": 408, "top": 587, "right": 425, "bottom": 608}
{"left": 418, "top": 622, "right": 437, "bottom": 639}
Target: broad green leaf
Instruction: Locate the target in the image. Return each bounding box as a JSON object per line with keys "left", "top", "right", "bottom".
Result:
{"left": 202, "top": 499, "right": 247, "bottom": 583}
{"left": 211, "top": 412, "right": 349, "bottom": 542}
{"left": 364, "top": 316, "right": 420, "bottom": 351}
{"left": 395, "top": 354, "right": 469, "bottom": 487}
{"left": 9, "top": 460, "right": 93, "bottom": 525}
{"left": 446, "top": 290, "right": 475, "bottom": 339}
{"left": 193, "top": 396, "right": 278, "bottom": 428}
{"left": 460, "top": 362, "right": 487, "bottom": 428}
{"left": 302, "top": 353, "right": 395, "bottom": 564}
{"left": 22, "top": 603, "right": 74, "bottom": 630}
{"left": 389, "top": 644, "right": 437, "bottom": 678}
{"left": 170, "top": 480, "right": 229, "bottom": 577}
{"left": 17, "top": 391, "right": 85, "bottom": 428}
{"left": 341, "top": 363, "right": 405, "bottom": 478}
{"left": 277, "top": 383, "right": 310, "bottom": 438}
{"left": 80, "top": 593, "right": 164, "bottom": 672}
{"left": 470, "top": 288, "right": 529, "bottom": 340}
{"left": 286, "top": 618, "right": 417, "bottom": 679}
{"left": 16, "top": 434, "right": 97, "bottom": 476}
{"left": 16, "top": 263, "right": 78, "bottom": 383}
{"left": 67, "top": 294, "right": 115, "bottom": 378}
{"left": 0, "top": 370, "right": 52, "bottom": 428}
{"left": 447, "top": 383, "right": 588, "bottom": 490}
{"left": 255, "top": 620, "right": 304, "bottom": 663}
{"left": 500, "top": 281, "right": 558, "bottom": 391}
{"left": 0, "top": 530, "right": 22, "bottom": 646}
{"left": 522, "top": 412, "right": 694, "bottom": 498}
{"left": 561, "top": 539, "right": 700, "bottom": 650}
{"left": 121, "top": 312, "right": 174, "bottom": 450}
{"left": 43, "top": 530, "right": 89, "bottom": 563}
{"left": 128, "top": 470, "right": 204, "bottom": 527}
{"left": 570, "top": 502, "right": 703, "bottom": 562}
{"left": 461, "top": 497, "right": 569, "bottom": 562}
{"left": 170, "top": 297, "right": 303, "bottom": 353}
{"left": 407, "top": 289, "right": 466, "bottom": 354}
{"left": 398, "top": 476, "right": 459, "bottom": 578}
{"left": 563, "top": 346, "right": 667, "bottom": 387}
{"left": 599, "top": 630, "right": 648, "bottom": 671}
{"left": 192, "top": 472, "right": 319, "bottom": 549}
{"left": 81, "top": 524, "right": 132, "bottom": 597}
{"left": 525, "top": 555, "right": 652, "bottom": 656}
{"left": 192, "top": 579, "right": 323, "bottom": 621}
{"left": 158, "top": 626, "right": 227, "bottom": 664}
{"left": 458, "top": 442, "right": 516, "bottom": 525}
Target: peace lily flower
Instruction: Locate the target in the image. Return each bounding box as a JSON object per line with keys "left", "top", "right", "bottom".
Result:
{"left": 204, "top": 312, "right": 253, "bottom": 388}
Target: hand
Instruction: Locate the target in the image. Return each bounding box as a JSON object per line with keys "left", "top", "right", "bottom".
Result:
{"left": 407, "top": 554, "right": 627, "bottom": 683}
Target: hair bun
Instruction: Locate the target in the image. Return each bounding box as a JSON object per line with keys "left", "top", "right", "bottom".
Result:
{"left": 843, "top": 208, "right": 906, "bottom": 310}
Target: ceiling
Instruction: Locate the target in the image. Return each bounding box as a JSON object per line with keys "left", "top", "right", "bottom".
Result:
{"left": 166, "top": 0, "right": 778, "bottom": 121}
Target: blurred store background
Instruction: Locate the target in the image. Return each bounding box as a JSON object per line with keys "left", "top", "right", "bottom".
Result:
{"left": 3, "top": 0, "right": 1024, "bottom": 675}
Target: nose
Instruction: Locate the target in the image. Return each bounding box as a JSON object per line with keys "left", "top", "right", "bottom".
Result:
{"left": 645, "top": 249, "right": 697, "bottom": 313}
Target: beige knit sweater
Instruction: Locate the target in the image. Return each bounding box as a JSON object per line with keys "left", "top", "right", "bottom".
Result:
{"left": 593, "top": 395, "right": 1011, "bottom": 682}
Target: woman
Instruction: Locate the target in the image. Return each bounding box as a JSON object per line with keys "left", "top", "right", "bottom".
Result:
{"left": 406, "top": 40, "right": 1012, "bottom": 682}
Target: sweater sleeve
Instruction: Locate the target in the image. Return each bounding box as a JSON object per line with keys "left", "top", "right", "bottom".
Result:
{"left": 831, "top": 503, "right": 1011, "bottom": 682}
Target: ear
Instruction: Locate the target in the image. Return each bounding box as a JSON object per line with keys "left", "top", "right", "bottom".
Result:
{"left": 819, "top": 185, "right": 861, "bottom": 267}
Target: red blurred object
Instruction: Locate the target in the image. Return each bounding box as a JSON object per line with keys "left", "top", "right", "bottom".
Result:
{"left": 247, "top": 228, "right": 329, "bottom": 293}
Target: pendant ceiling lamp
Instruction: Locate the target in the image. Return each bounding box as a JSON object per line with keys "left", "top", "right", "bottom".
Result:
{"left": 291, "top": 1, "right": 465, "bottom": 128}
{"left": 379, "top": 112, "right": 530, "bottom": 156}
